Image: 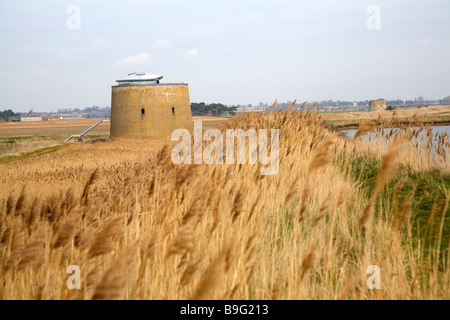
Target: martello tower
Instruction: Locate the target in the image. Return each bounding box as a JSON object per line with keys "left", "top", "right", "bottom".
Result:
{"left": 111, "top": 72, "right": 193, "bottom": 138}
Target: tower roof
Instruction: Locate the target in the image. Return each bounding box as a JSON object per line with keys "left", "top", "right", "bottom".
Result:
{"left": 116, "top": 72, "right": 163, "bottom": 85}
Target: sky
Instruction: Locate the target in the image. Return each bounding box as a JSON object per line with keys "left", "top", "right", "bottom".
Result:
{"left": 0, "top": 0, "right": 449, "bottom": 112}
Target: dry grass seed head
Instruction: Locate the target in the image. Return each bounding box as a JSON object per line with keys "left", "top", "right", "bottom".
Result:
{"left": 87, "top": 217, "right": 123, "bottom": 259}
{"left": 52, "top": 207, "right": 82, "bottom": 249}
{"left": 375, "top": 137, "right": 402, "bottom": 194}
{"left": 354, "top": 120, "right": 377, "bottom": 141}
{"left": 299, "top": 245, "right": 316, "bottom": 283}
{"left": 191, "top": 256, "right": 223, "bottom": 300}
{"left": 92, "top": 241, "right": 139, "bottom": 300}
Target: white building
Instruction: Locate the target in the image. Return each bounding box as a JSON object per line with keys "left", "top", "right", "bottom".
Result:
{"left": 20, "top": 116, "right": 43, "bottom": 122}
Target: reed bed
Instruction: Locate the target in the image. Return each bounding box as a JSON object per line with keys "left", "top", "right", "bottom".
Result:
{"left": 0, "top": 107, "right": 448, "bottom": 299}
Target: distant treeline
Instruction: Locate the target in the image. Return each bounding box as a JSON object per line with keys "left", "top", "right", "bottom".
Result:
{"left": 249, "top": 95, "right": 450, "bottom": 112}
{"left": 191, "top": 103, "right": 237, "bottom": 116}
{"left": 56, "top": 106, "right": 111, "bottom": 118}
{"left": 0, "top": 109, "right": 20, "bottom": 122}
{"left": 284, "top": 96, "right": 450, "bottom": 109}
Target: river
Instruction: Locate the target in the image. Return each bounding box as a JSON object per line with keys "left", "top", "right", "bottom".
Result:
{"left": 342, "top": 125, "right": 450, "bottom": 140}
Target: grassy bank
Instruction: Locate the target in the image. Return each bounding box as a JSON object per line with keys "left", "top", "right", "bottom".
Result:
{"left": 0, "top": 134, "right": 108, "bottom": 161}
{"left": 345, "top": 155, "right": 449, "bottom": 265}
{"left": 0, "top": 145, "right": 64, "bottom": 164}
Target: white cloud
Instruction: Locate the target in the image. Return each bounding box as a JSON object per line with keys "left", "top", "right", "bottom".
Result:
{"left": 414, "top": 38, "right": 434, "bottom": 47}
{"left": 93, "top": 38, "right": 111, "bottom": 49}
{"left": 27, "top": 69, "right": 58, "bottom": 78}
{"left": 186, "top": 48, "right": 200, "bottom": 57}
{"left": 114, "top": 53, "right": 151, "bottom": 67}
{"left": 152, "top": 39, "right": 171, "bottom": 48}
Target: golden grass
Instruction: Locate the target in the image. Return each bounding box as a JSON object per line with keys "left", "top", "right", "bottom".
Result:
{"left": 0, "top": 108, "right": 448, "bottom": 300}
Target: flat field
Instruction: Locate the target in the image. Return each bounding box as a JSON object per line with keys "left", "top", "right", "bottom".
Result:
{"left": 0, "top": 116, "right": 227, "bottom": 138}
{"left": 0, "top": 119, "right": 110, "bottom": 138}
{"left": 0, "top": 116, "right": 227, "bottom": 159}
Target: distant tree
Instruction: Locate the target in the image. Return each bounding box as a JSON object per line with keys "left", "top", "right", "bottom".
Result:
{"left": 82, "top": 106, "right": 111, "bottom": 118}
{"left": 190, "top": 103, "right": 237, "bottom": 116}
{"left": 191, "top": 102, "right": 207, "bottom": 116}
{"left": 0, "top": 109, "right": 20, "bottom": 122}
{"left": 440, "top": 96, "right": 450, "bottom": 105}
{"left": 414, "top": 96, "right": 425, "bottom": 106}
{"left": 386, "top": 99, "right": 404, "bottom": 106}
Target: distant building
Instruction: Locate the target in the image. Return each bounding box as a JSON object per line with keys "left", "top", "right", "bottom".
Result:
{"left": 20, "top": 115, "right": 43, "bottom": 122}
{"left": 43, "top": 116, "right": 61, "bottom": 121}
{"left": 8, "top": 116, "right": 20, "bottom": 122}
{"left": 369, "top": 99, "right": 386, "bottom": 111}
{"left": 111, "top": 72, "right": 193, "bottom": 139}
{"left": 60, "top": 115, "right": 83, "bottom": 120}
{"left": 235, "top": 106, "right": 265, "bottom": 113}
